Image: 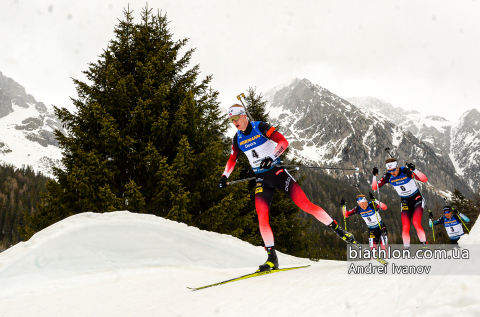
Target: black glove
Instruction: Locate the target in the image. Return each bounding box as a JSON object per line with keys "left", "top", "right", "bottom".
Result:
{"left": 340, "top": 197, "right": 345, "bottom": 206}
{"left": 428, "top": 210, "right": 433, "bottom": 220}
{"left": 406, "top": 162, "right": 415, "bottom": 171}
{"left": 452, "top": 208, "right": 459, "bottom": 215}
{"left": 259, "top": 157, "right": 274, "bottom": 169}
{"left": 372, "top": 167, "right": 379, "bottom": 176}
{"left": 218, "top": 175, "right": 227, "bottom": 189}
{"left": 369, "top": 192, "right": 375, "bottom": 200}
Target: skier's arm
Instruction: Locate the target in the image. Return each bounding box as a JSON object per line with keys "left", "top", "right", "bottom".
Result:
{"left": 222, "top": 136, "right": 240, "bottom": 178}
{"left": 372, "top": 173, "right": 390, "bottom": 190}
{"left": 344, "top": 207, "right": 357, "bottom": 218}
{"left": 406, "top": 163, "right": 428, "bottom": 182}
{"left": 375, "top": 201, "right": 387, "bottom": 210}
{"left": 258, "top": 122, "right": 288, "bottom": 160}
{"left": 269, "top": 131, "right": 289, "bottom": 159}
{"left": 458, "top": 213, "right": 470, "bottom": 222}
{"left": 433, "top": 217, "right": 444, "bottom": 226}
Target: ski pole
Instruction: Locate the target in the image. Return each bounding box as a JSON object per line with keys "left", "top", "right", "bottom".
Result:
{"left": 371, "top": 193, "right": 387, "bottom": 247}
{"left": 227, "top": 177, "right": 256, "bottom": 186}
{"left": 236, "top": 93, "right": 255, "bottom": 122}
{"left": 429, "top": 210, "right": 436, "bottom": 242}
{"left": 459, "top": 217, "right": 470, "bottom": 233}
{"left": 277, "top": 165, "right": 359, "bottom": 171}
{"left": 453, "top": 208, "right": 471, "bottom": 233}
{"left": 385, "top": 147, "right": 394, "bottom": 158}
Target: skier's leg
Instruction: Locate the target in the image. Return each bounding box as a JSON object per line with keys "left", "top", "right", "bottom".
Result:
{"left": 412, "top": 203, "right": 427, "bottom": 243}
{"left": 401, "top": 208, "right": 412, "bottom": 247}
{"left": 254, "top": 184, "right": 275, "bottom": 247}
{"left": 380, "top": 224, "right": 388, "bottom": 249}
{"left": 278, "top": 170, "right": 333, "bottom": 225}
{"left": 369, "top": 230, "right": 377, "bottom": 249}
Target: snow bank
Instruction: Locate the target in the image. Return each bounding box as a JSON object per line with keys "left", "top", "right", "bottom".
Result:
{"left": 1, "top": 211, "right": 480, "bottom": 317}
{"left": 0, "top": 211, "right": 308, "bottom": 297}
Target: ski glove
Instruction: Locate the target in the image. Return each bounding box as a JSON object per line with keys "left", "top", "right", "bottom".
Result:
{"left": 340, "top": 197, "right": 345, "bottom": 206}
{"left": 259, "top": 157, "right": 274, "bottom": 169}
{"left": 218, "top": 175, "right": 227, "bottom": 189}
{"left": 369, "top": 192, "right": 375, "bottom": 200}
{"left": 429, "top": 219, "right": 433, "bottom": 227}
{"left": 407, "top": 162, "right": 415, "bottom": 171}
{"left": 372, "top": 167, "right": 379, "bottom": 176}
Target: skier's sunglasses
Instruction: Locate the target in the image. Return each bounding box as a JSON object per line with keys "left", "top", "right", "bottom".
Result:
{"left": 229, "top": 115, "right": 241, "bottom": 123}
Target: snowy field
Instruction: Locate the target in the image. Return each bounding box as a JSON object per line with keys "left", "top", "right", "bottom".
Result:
{"left": 1, "top": 211, "right": 479, "bottom": 317}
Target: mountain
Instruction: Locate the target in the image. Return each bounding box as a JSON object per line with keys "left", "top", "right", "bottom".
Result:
{"left": 0, "top": 71, "right": 64, "bottom": 178}
{"left": 263, "top": 78, "right": 473, "bottom": 198}
{"left": 451, "top": 109, "right": 480, "bottom": 189}
{"left": 348, "top": 96, "right": 480, "bottom": 191}
{"left": 1, "top": 210, "right": 479, "bottom": 316}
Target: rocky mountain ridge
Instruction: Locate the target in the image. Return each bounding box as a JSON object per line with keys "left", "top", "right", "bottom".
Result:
{"left": 263, "top": 78, "right": 473, "bottom": 199}
{"left": 0, "top": 71, "right": 64, "bottom": 178}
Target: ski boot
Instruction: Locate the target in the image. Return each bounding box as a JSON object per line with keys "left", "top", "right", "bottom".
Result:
{"left": 328, "top": 220, "right": 356, "bottom": 244}
{"left": 257, "top": 246, "right": 279, "bottom": 272}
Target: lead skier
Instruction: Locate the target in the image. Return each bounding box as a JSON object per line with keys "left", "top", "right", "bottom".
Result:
{"left": 372, "top": 158, "right": 428, "bottom": 249}
{"left": 219, "top": 104, "right": 355, "bottom": 271}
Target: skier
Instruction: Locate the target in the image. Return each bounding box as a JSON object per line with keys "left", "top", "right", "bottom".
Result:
{"left": 372, "top": 158, "right": 428, "bottom": 249}
{"left": 430, "top": 206, "right": 470, "bottom": 247}
{"left": 341, "top": 193, "right": 388, "bottom": 249}
{"left": 219, "top": 104, "right": 355, "bottom": 271}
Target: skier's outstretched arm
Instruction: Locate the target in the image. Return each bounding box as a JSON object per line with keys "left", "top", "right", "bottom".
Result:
{"left": 377, "top": 201, "right": 387, "bottom": 210}
{"left": 406, "top": 163, "right": 428, "bottom": 182}
{"left": 344, "top": 207, "right": 357, "bottom": 218}
{"left": 218, "top": 137, "right": 240, "bottom": 188}
{"left": 371, "top": 167, "right": 389, "bottom": 190}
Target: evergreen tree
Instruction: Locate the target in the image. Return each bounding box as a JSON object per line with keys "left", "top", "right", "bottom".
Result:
{"left": 21, "top": 7, "right": 253, "bottom": 240}
{"left": 0, "top": 164, "right": 48, "bottom": 249}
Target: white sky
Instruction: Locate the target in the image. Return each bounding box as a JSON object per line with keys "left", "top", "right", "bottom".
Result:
{"left": 1, "top": 0, "right": 479, "bottom": 121}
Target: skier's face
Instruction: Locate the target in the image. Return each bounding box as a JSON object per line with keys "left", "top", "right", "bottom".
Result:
{"left": 390, "top": 167, "right": 400, "bottom": 177}
{"left": 445, "top": 211, "right": 453, "bottom": 219}
{"left": 358, "top": 201, "right": 368, "bottom": 210}
{"left": 232, "top": 114, "right": 249, "bottom": 131}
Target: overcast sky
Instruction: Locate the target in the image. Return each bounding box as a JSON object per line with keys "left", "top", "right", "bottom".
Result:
{"left": 1, "top": 0, "right": 479, "bottom": 121}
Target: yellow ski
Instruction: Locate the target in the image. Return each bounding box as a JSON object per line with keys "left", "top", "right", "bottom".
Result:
{"left": 188, "top": 265, "right": 311, "bottom": 291}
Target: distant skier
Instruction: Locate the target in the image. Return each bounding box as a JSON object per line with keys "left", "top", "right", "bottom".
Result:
{"left": 372, "top": 158, "right": 429, "bottom": 248}
{"left": 430, "top": 206, "right": 470, "bottom": 247}
{"left": 341, "top": 193, "right": 388, "bottom": 249}
{"left": 219, "top": 104, "right": 355, "bottom": 272}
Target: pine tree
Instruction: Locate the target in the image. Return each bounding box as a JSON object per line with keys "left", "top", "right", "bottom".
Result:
{"left": 21, "top": 6, "right": 252, "bottom": 239}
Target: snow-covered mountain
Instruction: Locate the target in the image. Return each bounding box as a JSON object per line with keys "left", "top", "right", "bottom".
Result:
{"left": 348, "top": 96, "right": 480, "bottom": 191}
{"left": 1, "top": 210, "right": 479, "bottom": 316}
{"left": 451, "top": 109, "right": 480, "bottom": 189}
{"left": 264, "top": 79, "right": 472, "bottom": 197}
{"left": 0, "top": 71, "right": 64, "bottom": 178}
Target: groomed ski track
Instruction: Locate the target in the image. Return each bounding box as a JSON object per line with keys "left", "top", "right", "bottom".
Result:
{"left": 0, "top": 211, "right": 479, "bottom": 317}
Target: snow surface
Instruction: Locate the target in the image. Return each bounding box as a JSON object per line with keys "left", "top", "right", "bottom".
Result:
{"left": 1, "top": 211, "right": 480, "bottom": 317}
